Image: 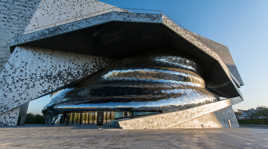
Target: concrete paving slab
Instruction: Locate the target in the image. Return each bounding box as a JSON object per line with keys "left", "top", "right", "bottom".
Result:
{"left": 0, "top": 126, "right": 267, "bottom": 149}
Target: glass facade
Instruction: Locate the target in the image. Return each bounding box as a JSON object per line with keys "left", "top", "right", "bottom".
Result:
{"left": 60, "top": 111, "right": 159, "bottom": 126}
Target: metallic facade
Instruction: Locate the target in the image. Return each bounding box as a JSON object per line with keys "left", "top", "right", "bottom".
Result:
{"left": 43, "top": 56, "right": 219, "bottom": 124}
{"left": 0, "top": 0, "right": 243, "bottom": 128}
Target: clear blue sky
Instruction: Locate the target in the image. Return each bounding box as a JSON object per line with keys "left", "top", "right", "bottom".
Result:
{"left": 28, "top": 0, "right": 268, "bottom": 114}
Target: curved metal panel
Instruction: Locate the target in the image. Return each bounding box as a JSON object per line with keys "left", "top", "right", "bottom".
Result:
{"left": 43, "top": 56, "right": 219, "bottom": 124}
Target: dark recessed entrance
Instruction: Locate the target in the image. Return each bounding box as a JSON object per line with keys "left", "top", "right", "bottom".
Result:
{"left": 61, "top": 111, "right": 159, "bottom": 126}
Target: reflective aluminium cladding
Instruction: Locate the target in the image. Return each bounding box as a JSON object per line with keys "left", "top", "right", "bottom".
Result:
{"left": 0, "top": 0, "right": 244, "bottom": 127}
{"left": 43, "top": 56, "right": 219, "bottom": 124}
{"left": 9, "top": 11, "right": 243, "bottom": 99}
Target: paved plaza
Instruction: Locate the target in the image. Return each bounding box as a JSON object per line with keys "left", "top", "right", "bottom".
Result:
{"left": 0, "top": 126, "right": 268, "bottom": 149}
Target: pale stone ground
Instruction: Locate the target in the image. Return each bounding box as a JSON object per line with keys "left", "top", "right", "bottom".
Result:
{"left": 0, "top": 126, "right": 268, "bottom": 149}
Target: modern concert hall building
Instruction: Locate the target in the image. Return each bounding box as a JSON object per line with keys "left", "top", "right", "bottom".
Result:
{"left": 0, "top": 0, "right": 243, "bottom": 128}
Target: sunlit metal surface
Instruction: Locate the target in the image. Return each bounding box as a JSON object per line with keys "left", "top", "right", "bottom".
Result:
{"left": 43, "top": 56, "right": 219, "bottom": 124}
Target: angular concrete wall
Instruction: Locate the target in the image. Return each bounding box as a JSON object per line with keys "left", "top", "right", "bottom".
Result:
{"left": 0, "top": 107, "right": 20, "bottom": 127}
{"left": 174, "top": 106, "right": 239, "bottom": 128}
{"left": 118, "top": 99, "right": 239, "bottom": 129}
{"left": 191, "top": 33, "right": 243, "bottom": 85}
{"left": 24, "top": 0, "right": 123, "bottom": 33}
{"left": 0, "top": 0, "right": 41, "bottom": 70}
{"left": 0, "top": 46, "right": 113, "bottom": 126}
{"left": 0, "top": 0, "right": 122, "bottom": 71}
{"left": 0, "top": 0, "right": 121, "bottom": 126}
{"left": 0, "top": 0, "right": 41, "bottom": 126}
